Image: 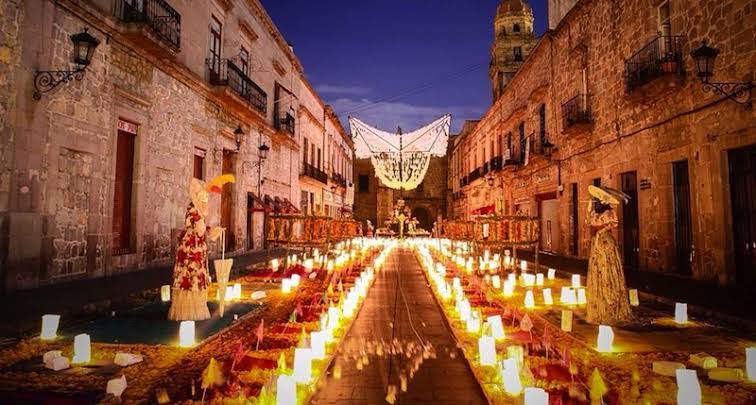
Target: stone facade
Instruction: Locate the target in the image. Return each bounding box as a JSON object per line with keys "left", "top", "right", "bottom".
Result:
{"left": 489, "top": 0, "right": 538, "bottom": 101}
{"left": 0, "top": 0, "right": 353, "bottom": 291}
{"left": 451, "top": 0, "right": 755, "bottom": 286}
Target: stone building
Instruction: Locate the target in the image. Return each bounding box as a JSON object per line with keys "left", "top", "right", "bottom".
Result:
{"left": 489, "top": 0, "right": 538, "bottom": 101}
{"left": 353, "top": 155, "right": 448, "bottom": 233}
{"left": 451, "top": 0, "right": 755, "bottom": 287}
{"left": 0, "top": 0, "right": 353, "bottom": 291}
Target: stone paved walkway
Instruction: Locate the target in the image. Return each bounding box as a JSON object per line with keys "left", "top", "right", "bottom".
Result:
{"left": 310, "top": 248, "right": 488, "bottom": 405}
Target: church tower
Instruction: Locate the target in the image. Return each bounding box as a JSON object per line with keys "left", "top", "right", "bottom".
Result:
{"left": 489, "top": 0, "right": 537, "bottom": 101}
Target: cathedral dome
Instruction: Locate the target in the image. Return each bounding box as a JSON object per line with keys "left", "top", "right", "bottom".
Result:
{"left": 496, "top": 0, "right": 532, "bottom": 17}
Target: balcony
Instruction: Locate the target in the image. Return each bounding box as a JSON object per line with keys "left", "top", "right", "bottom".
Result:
{"left": 482, "top": 162, "right": 490, "bottom": 175}
{"left": 489, "top": 156, "right": 503, "bottom": 171}
{"left": 332, "top": 173, "right": 348, "bottom": 188}
{"left": 469, "top": 168, "right": 481, "bottom": 183}
{"left": 301, "top": 163, "right": 328, "bottom": 184}
{"left": 562, "top": 93, "right": 592, "bottom": 129}
{"left": 531, "top": 134, "right": 555, "bottom": 157}
{"left": 460, "top": 176, "right": 468, "bottom": 188}
{"left": 275, "top": 111, "right": 295, "bottom": 135}
{"left": 625, "top": 35, "right": 685, "bottom": 93}
{"left": 115, "top": 0, "right": 181, "bottom": 49}
{"left": 207, "top": 59, "right": 267, "bottom": 115}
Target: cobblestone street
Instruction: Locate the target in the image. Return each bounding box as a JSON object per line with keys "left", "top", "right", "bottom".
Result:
{"left": 311, "top": 248, "right": 487, "bottom": 405}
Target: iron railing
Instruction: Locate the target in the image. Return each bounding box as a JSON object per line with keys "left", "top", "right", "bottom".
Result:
{"left": 116, "top": 0, "right": 181, "bottom": 48}
{"left": 531, "top": 133, "right": 555, "bottom": 156}
{"left": 207, "top": 59, "right": 267, "bottom": 114}
{"left": 469, "top": 168, "right": 481, "bottom": 183}
{"left": 625, "top": 35, "right": 685, "bottom": 92}
{"left": 562, "top": 93, "right": 592, "bottom": 128}
{"left": 482, "top": 162, "right": 490, "bottom": 175}
{"left": 489, "top": 156, "right": 503, "bottom": 171}
{"left": 275, "top": 112, "right": 295, "bottom": 135}
{"left": 302, "top": 163, "right": 328, "bottom": 184}
{"left": 332, "top": 173, "right": 347, "bottom": 188}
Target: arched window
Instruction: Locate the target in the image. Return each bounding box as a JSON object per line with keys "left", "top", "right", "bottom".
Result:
{"left": 513, "top": 23, "right": 521, "bottom": 32}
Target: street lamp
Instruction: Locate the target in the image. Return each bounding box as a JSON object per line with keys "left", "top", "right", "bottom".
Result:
{"left": 690, "top": 40, "right": 753, "bottom": 106}
{"left": 33, "top": 27, "right": 101, "bottom": 100}
{"left": 234, "top": 125, "right": 245, "bottom": 152}
{"left": 257, "top": 142, "right": 269, "bottom": 197}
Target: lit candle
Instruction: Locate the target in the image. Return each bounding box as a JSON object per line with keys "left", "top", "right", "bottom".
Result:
{"left": 491, "top": 275, "right": 501, "bottom": 289}
{"left": 524, "top": 290, "right": 535, "bottom": 309}
{"left": 304, "top": 259, "right": 314, "bottom": 273}
{"left": 629, "top": 289, "right": 640, "bottom": 306}
{"left": 310, "top": 331, "right": 327, "bottom": 360}
{"left": 233, "top": 283, "right": 242, "bottom": 300}
{"left": 597, "top": 325, "right": 614, "bottom": 353}
{"left": 291, "top": 274, "right": 301, "bottom": 288}
{"left": 676, "top": 369, "right": 701, "bottom": 405}
{"left": 520, "top": 260, "right": 528, "bottom": 272}
{"left": 542, "top": 288, "right": 553, "bottom": 305}
{"left": 675, "top": 303, "right": 688, "bottom": 324}
{"left": 225, "top": 286, "right": 235, "bottom": 301}
{"left": 571, "top": 274, "right": 581, "bottom": 288}
{"left": 293, "top": 348, "right": 313, "bottom": 383}
{"left": 547, "top": 268, "right": 556, "bottom": 280}
{"left": 40, "top": 314, "right": 61, "bottom": 340}
{"left": 487, "top": 315, "right": 506, "bottom": 340}
{"left": 466, "top": 314, "right": 481, "bottom": 333}
{"left": 524, "top": 387, "right": 549, "bottom": 405}
{"left": 276, "top": 374, "right": 296, "bottom": 405}
{"left": 501, "top": 358, "right": 522, "bottom": 396}
{"left": 179, "top": 321, "right": 195, "bottom": 348}
{"left": 270, "top": 258, "right": 280, "bottom": 271}
{"left": 503, "top": 280, "right": 514, "bottom": 297}
{"left": 72, "top": 333, "right": 91, "bottom": 364}
{"left": 507, "top": 345, "right": 524, "bottom": 369}
{"left": 160, "top": 285, "right": 171, "bottom": 302}
{"left": 577, "top": 288, "right": 587, "bottom": 305}
{"left": 507, "top": 273, "right": 517, "bottom": 286}
{"left": 478, "top": 336, "right": 497, "bottom": 366}
{"left": 535, "top": 273, "right": 544, "bottom": 286}
{"left": 281, "top": 278, "right": 292, "bottom": 294}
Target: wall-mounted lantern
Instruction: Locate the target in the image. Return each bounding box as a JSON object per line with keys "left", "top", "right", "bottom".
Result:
{"left": 33, "top": 28, "right": 100, "bottom": 100}
{"left": 690, "top": 40, "right": 753, "bottom": 106}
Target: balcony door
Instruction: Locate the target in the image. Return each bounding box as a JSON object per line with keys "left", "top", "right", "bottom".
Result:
{"left": 209, "top": 16, "right": 222, "bottom": 82}
{"left": 672, "top": 161, "right": 693, "bottom": 274}
{"left": 112, "top": 123, "right": 136, "bottom": 255}
{"left": 620, "top": 171, "right": 640, "bottom": 270}
{"left": 729, "top": 144, "right": 756, "bottom": 285}
{"left": 221, "top": 150, "right": 235, "bottom": 252}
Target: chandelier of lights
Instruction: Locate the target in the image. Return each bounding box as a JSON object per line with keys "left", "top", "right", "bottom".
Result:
{"left": 350, "top": 115, "right": 451, "bottom": 190}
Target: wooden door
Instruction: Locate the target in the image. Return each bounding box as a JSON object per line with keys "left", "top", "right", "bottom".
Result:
{"left": 221, "top": 150, "right": 235, "bottom": 252}
{"left": 729, "top": 144, "right": 756, "bottom": 285}
{"left": 672, "top": 161, "right": 693, "bottom": 274}
{"left": 620, "top": 172, "right": 640, "bottom": 269}
{"left": 112, "top": 129, "right": 135, "bottom": 254}
{"left": 570, "top": 183, "right": 579, "bottom": 255}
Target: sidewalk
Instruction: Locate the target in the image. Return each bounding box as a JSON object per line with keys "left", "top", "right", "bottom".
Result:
{"left": 516, "top": 250, "right": 756, "bottom": 322}
{"left": 0, "top": 248, "right": 288, "bottom": 324}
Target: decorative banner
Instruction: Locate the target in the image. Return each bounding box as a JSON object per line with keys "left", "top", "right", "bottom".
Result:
{"left": 350, "top": 115, "right": 451, "bottom": 190}
{"left": 440, "top": 216, "right": 540, "bottom": 245}
{"left": 266, "top": 215, "right": 362, "bottom": 246}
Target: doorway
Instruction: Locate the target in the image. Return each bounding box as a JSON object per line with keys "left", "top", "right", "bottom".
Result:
{"left": 672, "top": 160, "right": 693, "bottom": 274}
{"left": 570, "top": 183, "right": 578, "bottom": 255}
{"left": 411, "top": 207, "right": 432, "bottom": 232}
{"left": 728, "top": 144, "right": 756, "bottom": 285}
{"left": 537, "top": 192, "right": 559, "bottom": 253}
{"left": 112, "top": 127, "right": 135, "bottom": 255}
{"left": 620, "top": 171, "right": 640, "bottom": 269}
{"left": 221, "top": 150, "right": 235, "bottom": 252}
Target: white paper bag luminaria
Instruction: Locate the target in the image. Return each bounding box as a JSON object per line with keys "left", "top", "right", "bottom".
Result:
{"left": 72, "top": 333, "right": 91, "bottom": 364}
{"left": 41, "top": 314, "right": 61, "bottom": 340}
{"left": 114, "top": 352, "right": 144, "bottom": 367}
{"left": 106, "top": 375, "right": 128, "bottom": 398}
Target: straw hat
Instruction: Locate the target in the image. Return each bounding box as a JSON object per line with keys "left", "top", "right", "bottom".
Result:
{"left": 588, "top": 185, "right": 630, "bottom": 205}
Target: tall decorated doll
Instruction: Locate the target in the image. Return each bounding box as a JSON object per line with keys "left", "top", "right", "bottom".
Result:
{"left": 168, "top": 175, "right": 234, "bottom": 321}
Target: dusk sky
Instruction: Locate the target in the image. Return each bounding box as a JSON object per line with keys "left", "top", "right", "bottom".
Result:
{"left": 260, "top": 0, "right": 548, "bottom": 134}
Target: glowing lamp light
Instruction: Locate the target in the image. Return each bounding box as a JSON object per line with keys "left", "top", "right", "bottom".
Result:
{"left": 676, "top": 369, "right": 701, "bottom": 405}
{"left": 675, "top": 303, "right": 688, "bottom": 324}
{"left": 293, "top": 348, "right": 313, "bottom": 383}
{"left": 571, "top": 274, "right": 581, "bottom": 288}
{"left": 524, "top": 387, "right": 549, "bottom": 404}
{"left": 326, "top": 260, "right": 334, "bottom": 273}
{"left": 522, "top": 273, "right": 535, "bottom": 287}
{"left": 303, "top": 259, "right": 314, "bottom": 273}
{"left": 501, "top": 358, "right": 523, "bottom": 396}
{"left": 536, "top": 273, "right": 544, "bottom": 286}
{"left": 467, "top": 314, "right": 481, "bottom": 334}
{"left": 276, "top": 374, "right": 296, "bottom": 405}
{"left": 224, "top": 286, "right": 235, "bottom": 301}
{"left": 629, "top": 289, "right": 640, "bottom": 306}
{"left": 524, "top": 290, "right": 535, "bottom": 309}
{"left": 746, "top": 347, "right": 755, "bottom": 382}
{"left": 160, "top": 285, "right": 171, "bottom": 302}
{"left": 547, "top": 268, "right": 556, "bottom": 280}
{"left": 542, "top": 288, "right": 553, "bottom": 305}
{"left": 487, "top": 315, "right": 506, "bottom": 340}
{"left": 507, "top": 345, "right": 524, "bottom": 369}
{"left": 291, "top": 274, "right": 301, "bottom": 288}
{"left": 597, "top": 325, "right": 614, "bottom": 353}
{"left": 520, "top": 260, "right": 528, "bottom": 272}
{"left": 72, "top": 333, "right": 91, "bottom": 364}
{"left": 453, "top": 277, "right": 461, "bottom": 291}
{"left": 41, "top": 314, "right": 61, "bottom": 340}
{"left": 478, "top": 336, "right": 497, "bottom": 366}
{"left": 507, "top": 273, "right": 516, "bottom": 285}
{"left": 233, "top": 283, "right": 242, "bottom": 300}
{"left": 281, "top": 278, "right": 292, "bottom": 294}
{"left": 270, "top": 259, "right": 280, "bottom": 271}
{"left": 492, "top": 275, "right": 501, "bottom": 289}
{"left": 577, "top": 288, "right": 587, "bottom": 305}
{"left": 179, "top": 321, "right": 195, "bottom": 348}
{"left": 560, "top": 287, "right": 577, "bottom": 305}
{"left": 503, "top": 280, "right": 515, "bottom": 297}
{"left": 561, "top": 310, "right": 573, "bottom": 332}
{"left": 310, "top": 331, "right": 327, "bottom": 360}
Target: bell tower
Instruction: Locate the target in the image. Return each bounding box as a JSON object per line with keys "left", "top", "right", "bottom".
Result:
{"left": 489, "top": 0, "right": 537, "bottom": 101}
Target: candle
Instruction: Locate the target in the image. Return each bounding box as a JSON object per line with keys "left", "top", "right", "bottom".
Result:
{"left": 72, "top": 333, "right": 91, "bottom": 364}
{"left": 547, "top": 268, "right": 556, "bottom": 279}
{"left": 524, "top": 387, "right": 549, "bottom": 405}
{"left": 501, "top": 358, "right": 522, "bottom": 395}
{"left": 524, "top": 290, "right": 535, "bottom": 309}
{"left": 179, "top": 321, "right": 195, "bottom": 348}
{"left": 276, "top": 374, "right": 296, "bottom": 405}
{"left": 491, "top": 275, "right": 501, "bottom": 289}
{"left": 520, "top": 260, "right": 528, "bottom": 272}
{"left": 270, "top": 258, "right": 280, "bottom": 271}
{"left": 676, "top": 369, "right": 701, "bottom": 405}
{"left": 542, "top": 288, "right": 553, "bottom": 305}
{"left": 571, "top": 274, "right": 581, "bottom": 288}
{"left": 535, "top": 273, "right": 544, "bottom": 286}
{"left": 487, "top": 315, "right": 506, "bottom": 340}
{"left": 310, "top": 331, "right": 327, "bottom": 360}
{"left": 293, "top": 348, "right": 313, "bottom": 383}
{"left": 629, "top": 289, "right": 639, "bottom": 306}
{"left": 597, "top": 325, "right": 614, "bottom": 353}
{"left": 160, "top": 285, "right": 171, "bottom": 302}
{"left": 577, "top": 288, "right": 587, "bottom": 305}
{"left": 675, "top": 303, "right": 688, "bottom": 324}
{"left": 478, "top": 336, "right": 496, "bottom": 366}
{"left": 291, "top": 274, "right": 301, "bottom": 288}
{"left": 281, "top": 278, "right": 292, "bottom": 294}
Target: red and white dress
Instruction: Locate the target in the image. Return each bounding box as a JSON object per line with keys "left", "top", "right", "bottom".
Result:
{"left": 168, "top": 203, "right": 211, "bottom": 320}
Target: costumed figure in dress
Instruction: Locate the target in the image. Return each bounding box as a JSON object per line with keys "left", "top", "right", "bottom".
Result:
{"left": 585, "top": 185, "right": 634, "bottom": 325}
{"left": 168, "top": 176, "right": 233, "bottom": 321}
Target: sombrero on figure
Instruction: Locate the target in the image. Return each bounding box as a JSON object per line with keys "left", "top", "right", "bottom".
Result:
{"left": 588, "top": 185, "right": 631, "bottom": 205}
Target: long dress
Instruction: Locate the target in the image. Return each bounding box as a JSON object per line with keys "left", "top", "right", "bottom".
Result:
{"left": 585, "top": 209, "right": 633, "bottom": 325}
{"left": 168, "top": 203, "right": 211, "bottom": 321}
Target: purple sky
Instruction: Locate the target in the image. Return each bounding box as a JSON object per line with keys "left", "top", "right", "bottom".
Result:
{"left": 260, "top": 0, "right": 548, "bottom": 133}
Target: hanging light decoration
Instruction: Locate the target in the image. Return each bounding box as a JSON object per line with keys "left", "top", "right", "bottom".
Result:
{"left": 350, "top": 115, "right": 451, "bottom": 190}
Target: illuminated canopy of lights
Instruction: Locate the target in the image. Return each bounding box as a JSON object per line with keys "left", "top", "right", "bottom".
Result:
{"left": 350, "top": 115, "right": 451, "bottom": 190}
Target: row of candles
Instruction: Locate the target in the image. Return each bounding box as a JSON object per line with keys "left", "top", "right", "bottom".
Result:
{"left": 276, "top": 240, "right": 397, "bottom": 404}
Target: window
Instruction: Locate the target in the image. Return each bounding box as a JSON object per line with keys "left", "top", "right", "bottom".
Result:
{"left": 209, "top": 17, "right": 222, "bottom": 76}
{"left": 303, "top": 138, "right": 308, "bottom": 165}
{"left": 193, "top": 147, "right": 205, "bottom": 180}
{"left": 513, "top": 23, "right": 521, "bottom": 33}
{"left": 239, "top": 46, "right": 249, "bottom": 75}
{"left": 513, "top": 47, "right": 523, "bottom": 62}
{"left": 317, "top": 148, "right": 322, "bottom": 169}
{"left": 358, "top": 174, "right": 369, "bottom": 193}
{"left": 518, "top": 122, "right": 526, "bottom": 161}
{"left": 658, "top": 1, "right": 671, "bottom": 37}
{"left": 539, "top": 104, "right": 546, "bottom": 143}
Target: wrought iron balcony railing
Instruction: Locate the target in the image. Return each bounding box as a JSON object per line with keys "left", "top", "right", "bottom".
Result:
{"left": 489, "top": 156, "right": 503, "bottom": 171}
{"left": 332, "top": 173, "right": 347, "bottom": 188}
{"left": 562, "top": 93, "right": 592, "bottom": 128}
{"left": 625, "top": 35, "right": 685, "bottom": 92}
{"left": 531, "top": 133, "right": 555, "bottom": 157}
{"left": 115, "top": 0, "right": 181, "bottom": 49}
{"left": 275, "top": 111, "right": 295, "bottom": 135}
{"left": 482, "top": 162, "right": 490, "bottom": 175}
{"left": 302, "top": 163, "right": 328, "bottom": 184}
{"left": 207, "top": 58, "right": 267, "bottom": 114}
{"left": 469, "top": 168, "right": 481, "bottom": 183}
